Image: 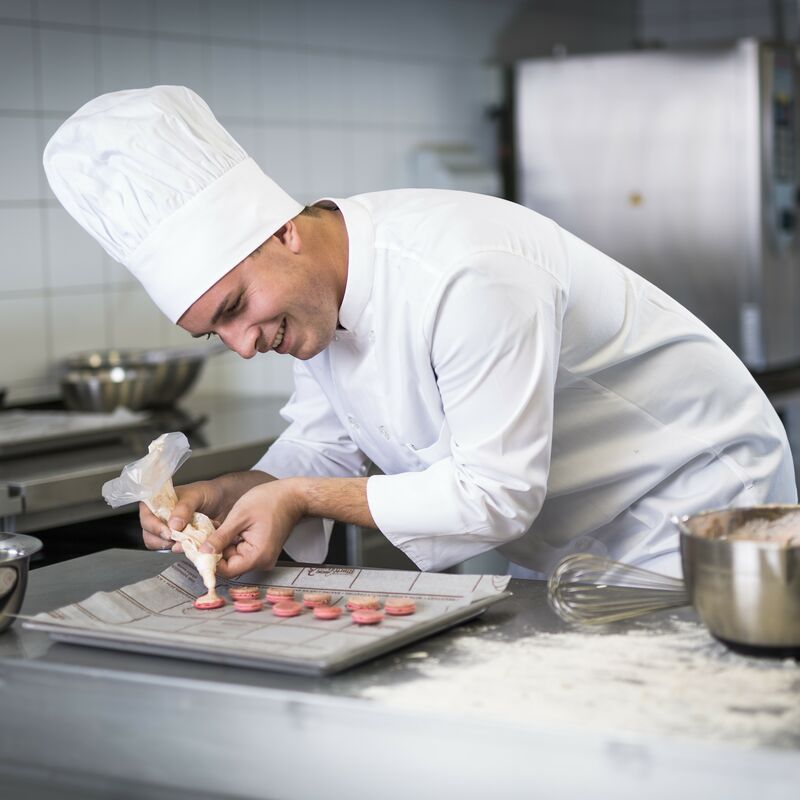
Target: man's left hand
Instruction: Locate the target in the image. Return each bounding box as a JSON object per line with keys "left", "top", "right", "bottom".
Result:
{"left": 199, "top": 479, "right": 306, "bottom": 577}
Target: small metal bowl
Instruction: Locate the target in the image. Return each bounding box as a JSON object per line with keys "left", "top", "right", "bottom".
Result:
{"left": 0, "top": 533, "right": 42, "bottom": 634}
{"left": 677, "top": 506, "right": 800, "bottom": 649}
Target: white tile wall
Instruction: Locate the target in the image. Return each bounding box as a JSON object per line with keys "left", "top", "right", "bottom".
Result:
{"left": 260, "top": 48, "right": 306, "bottom": 119}
{"left": 154, "top": 0, "right": 209, "bottom": 39}
{"left": 106, "top": 285, "right": 166, "bottom": 350}
{"left": 154, "top": 38, "right": 210, "bottom": 96}
{"left": 50, "top": 290, "right": 106, "bottom": 361}
{"left": 36, "top": 0, "right": 94, "bottom": 27}
{"left": 98, "top": 33, "right": 156, "bottom": 93}
{"left": 0, "top": 0, "right": 522, "bottom": 403}
{"left": 44, "top": 207, "right": 105, "bottom": 289}
{"left": 0, "top": 209, "right": 44, "bottom": 292}
{"left": 39, "top": 29, "right": 99, "bottom": 111}
{"left": 96, "top": 1, "right": 154, "bottom": 33}
{"left": 0, "top": 117, "right": 40, "bottom": 201}
{"left": 0, "top": 24, "right": 36, "bottom": 110}
{"left": 209, "top": 42, "right": 260, "bottom": 115}
{"left": 0, "top": 295, "right": 49, "bottom": 392}
{"left": 260, "top": 0, "right": 299, "bottom": 46}
{"left": 0, "top": 1, "right": 34, "bottom": 21}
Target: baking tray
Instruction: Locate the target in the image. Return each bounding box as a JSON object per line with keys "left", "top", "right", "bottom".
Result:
{"left": 23, "top": 563, "right": 513, "bottom": 676}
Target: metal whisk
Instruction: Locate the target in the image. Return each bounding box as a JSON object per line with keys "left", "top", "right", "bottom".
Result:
{"left": 547, "top": 553, "right": 690, "bottom": 625}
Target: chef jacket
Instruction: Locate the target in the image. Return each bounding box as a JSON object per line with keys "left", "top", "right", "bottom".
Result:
{"left": 254, "top": 189, "right": 796, "bottom": 575}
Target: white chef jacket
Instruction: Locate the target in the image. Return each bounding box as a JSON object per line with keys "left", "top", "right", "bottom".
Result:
{"left": 254, "top": 189, "right": 796, "bottom": 575}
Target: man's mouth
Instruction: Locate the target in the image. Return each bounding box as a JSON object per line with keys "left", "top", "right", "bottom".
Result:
{"left": 271, "top": 318, "right": 286, "bottom": 350}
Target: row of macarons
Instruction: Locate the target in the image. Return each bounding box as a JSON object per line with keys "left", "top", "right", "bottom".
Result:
{"left": 194, "top": 584, "right": 418, "bottom": 624}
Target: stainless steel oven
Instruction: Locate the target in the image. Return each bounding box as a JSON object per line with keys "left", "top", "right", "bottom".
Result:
{"left": 515, "top": 39, "right": 800, "bottom": 371}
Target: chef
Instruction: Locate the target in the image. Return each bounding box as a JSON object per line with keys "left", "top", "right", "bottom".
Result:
{"left": 43, "top": 86, "right": 796, "bottom": 581}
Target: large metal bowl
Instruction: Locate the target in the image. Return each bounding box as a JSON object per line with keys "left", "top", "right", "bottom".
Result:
{"left": 0, "top": 533, "right": 42, "bottom": 634}
{"left": 677, "top": 505, "right": 800, "bottom": 649}
{"left": 60, "top": 344, "right": 224, "bottom": 412}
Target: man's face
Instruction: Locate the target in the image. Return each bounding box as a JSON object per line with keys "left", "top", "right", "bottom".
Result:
{"left": 178, "top": 231, "right": 341, "bottom": 361}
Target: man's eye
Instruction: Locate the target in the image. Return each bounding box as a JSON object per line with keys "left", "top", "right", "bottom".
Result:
{"left": 226, "top": 296, "right": 242, "bottom": 316}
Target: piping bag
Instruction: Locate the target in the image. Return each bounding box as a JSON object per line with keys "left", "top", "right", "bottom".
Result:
{"left": 101, "top": 432, "right": 222, "bottom": 601}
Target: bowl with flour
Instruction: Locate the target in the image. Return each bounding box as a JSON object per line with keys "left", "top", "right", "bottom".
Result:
{"left": 677, "top": 505, "right": 800, "bottom": 649}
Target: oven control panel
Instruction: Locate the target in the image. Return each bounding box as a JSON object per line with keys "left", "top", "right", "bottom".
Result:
{"left": 769, "top": 48, "right": 797, "bottom": 250}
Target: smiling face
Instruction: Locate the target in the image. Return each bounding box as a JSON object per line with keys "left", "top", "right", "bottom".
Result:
{"left": 178, "top": 211, "right": 348, "bottom": 361}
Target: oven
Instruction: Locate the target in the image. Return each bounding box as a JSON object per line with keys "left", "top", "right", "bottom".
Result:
{"left": 514, "top": 39, "right": 800, "bottom": 372}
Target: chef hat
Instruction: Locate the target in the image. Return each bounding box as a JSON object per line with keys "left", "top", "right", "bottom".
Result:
{"left": 42, "top": 85, "right": 304, "bottom": 323}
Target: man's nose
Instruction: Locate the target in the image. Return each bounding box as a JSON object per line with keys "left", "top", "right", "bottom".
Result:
{"left": 221, "top": 328, "right": 256, "bottom": 359}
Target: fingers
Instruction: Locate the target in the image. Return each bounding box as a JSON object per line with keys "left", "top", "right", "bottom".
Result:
{"left": 215, "top": 553, "right": 256, "bottom": 578}
{"left": 199, "top": 517, "right": 240, "bottom": 557}
{"left": 167, "top": 482, "right": 215, "bottom": 530}
{"left": 167, "top": 499, "right": 195, "bottom": 532}
{"left": 214, "top": 540, "right": 273, "bottom": 578}
{"left": 140, "top": 502, "right": 173, "bottom": 550}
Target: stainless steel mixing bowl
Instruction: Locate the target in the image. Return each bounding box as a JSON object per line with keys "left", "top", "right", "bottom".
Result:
{"left": 60, "top": 344, "right": 225, "bottom": 412}
{"left": 0, "top": 533, "right": 42, "bottom": 633}
{"left": 677, "top": 506, "right": 800, "bottom": 648}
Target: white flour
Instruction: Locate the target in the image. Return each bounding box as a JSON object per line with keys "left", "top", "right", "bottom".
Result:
{"left": 361, "top": 619, "right": 800, "bottom": 748}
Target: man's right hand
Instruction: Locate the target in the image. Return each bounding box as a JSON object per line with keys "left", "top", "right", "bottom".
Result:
{"left": 139, "top": 471, "right": 274, "bottom": 552}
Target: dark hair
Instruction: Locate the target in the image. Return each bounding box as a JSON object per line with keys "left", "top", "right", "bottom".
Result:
{"left": 300, "top": 204, "right": 327, "bottom": 218}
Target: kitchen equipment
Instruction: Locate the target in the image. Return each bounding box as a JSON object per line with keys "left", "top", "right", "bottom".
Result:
{"left": 24, "top": 561, "right": 512, "bottom": 676}
{"left": 515, "top": 39, "right": 800, "bottom": 370}
{"left": 547, "top": 553, "right": 689, "bottom": 624}
{"left": 548, "top": 505, "right": 800, "bottom": 651}
{"left": 0, "top": 395, "right": 284, "bottom": 536}
{"left": 677, "top": 505, "right": 800, "bottom": 649}
{"left": 60, "top": 343, "right": 225, "bottom": 412}
{"left": 0, "top": 408, "right": 150, "bottom": 460}
{"left": 0, "top": 532, "right": 42, "bottom": 633}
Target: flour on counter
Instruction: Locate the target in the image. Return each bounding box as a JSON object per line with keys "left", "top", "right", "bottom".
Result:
{"left": 361, "top": 619, "right": 800, "bottom": 748}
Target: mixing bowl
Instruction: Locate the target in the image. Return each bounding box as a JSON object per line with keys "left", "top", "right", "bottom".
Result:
{"left": 60, "top": 344, "right": 225, "bottom": 412}
{"left": 0, "top": 533, "right": 42, "bottom": 633}
{"left": 677, "top": 505, "right": 800, "bottom": 649}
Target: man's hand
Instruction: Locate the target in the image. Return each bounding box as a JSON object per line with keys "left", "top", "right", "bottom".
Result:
{"left": 139, "top": 471, "right": 274, "bottom": 552}
{"left": 199, "top": 479, "right": 307, "bottom": 576}
{"left": 197, "top": 475, "right": 376, "bottom": 577}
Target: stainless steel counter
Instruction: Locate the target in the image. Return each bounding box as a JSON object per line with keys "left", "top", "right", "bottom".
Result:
{"left": 0, "top": 549, "right": 798, "bottom": 800}
{"left": 0, "top": 394, "right": 289, "bottom": 533}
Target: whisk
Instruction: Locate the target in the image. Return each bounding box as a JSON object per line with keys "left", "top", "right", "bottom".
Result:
{"left": 547, "top": 553, "right": 690, "bottom": 625}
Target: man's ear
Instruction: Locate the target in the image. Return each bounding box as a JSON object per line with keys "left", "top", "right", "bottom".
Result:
{"left": 273, "top": 219, "right": 302, "bottom": 255}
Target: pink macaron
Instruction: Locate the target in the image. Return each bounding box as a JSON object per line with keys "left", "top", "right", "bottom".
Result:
{"left": 193, "top": 596, "right": 225, "bottom": 610}
{"left": 384, "top": 597, "right": 417, "bottom": 616}
{"left": 313, "top": 604, "right": 343, "bottom": 621}
{"left": 351, "top": 608, "right": 384, "bottom": 625}
{"left": 272, "top": 600, "right": 303, "bottom": 618}
{"left": 229, "top": 585, "right": 262, "bottom": 601}
{"left": 233, "top": 598, "right": 265, "bottom": 613}
{"left": 266, "top": 586, "right": 295, "bottom": 604}
{"left": 303, "top": 592, "right": 332, "bottom": 608}
{"left": 345, "top": 595, "right": 381, "bottom": 611}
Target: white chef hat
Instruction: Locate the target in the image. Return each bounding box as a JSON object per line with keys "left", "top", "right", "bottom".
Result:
{"left": 42, "top": 85, "right": 304, "bottom": 323}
